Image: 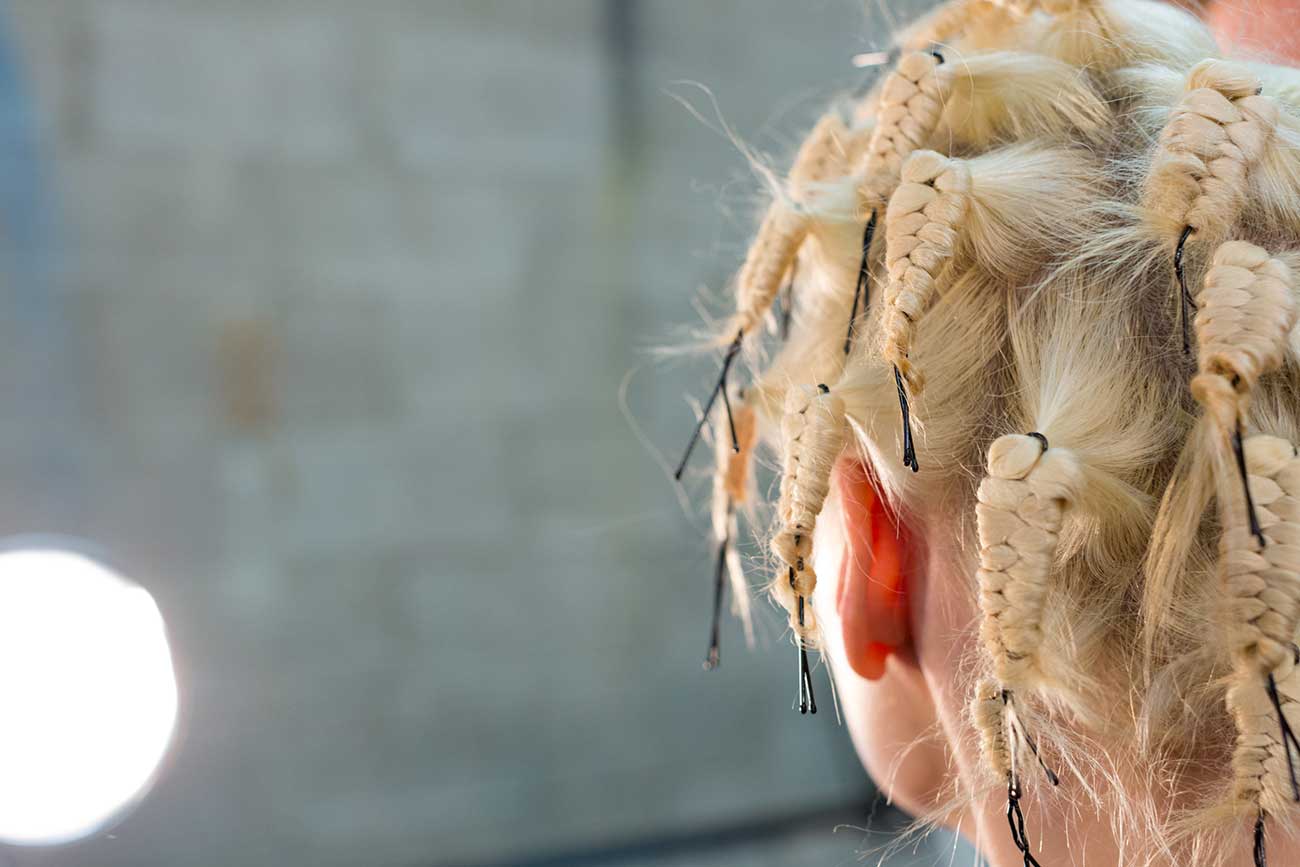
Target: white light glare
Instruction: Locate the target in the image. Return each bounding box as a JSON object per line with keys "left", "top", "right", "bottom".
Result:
{"left": 0, "top": 547, "right": 178, "bottom": 845}
{"left": 851, "top": 50, "right": 892, "bottom": 68}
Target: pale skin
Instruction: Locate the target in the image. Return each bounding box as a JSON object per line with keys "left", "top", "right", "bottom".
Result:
{"left": 813, "top": 10, "right": 1298, "bottom": 865}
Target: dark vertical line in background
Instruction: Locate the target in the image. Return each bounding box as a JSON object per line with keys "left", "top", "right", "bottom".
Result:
{"left": 0, "top": 0, "right": 87, "bottom": 530}
{"left": 603, "top": 0, "right": 641, "bottom": 167}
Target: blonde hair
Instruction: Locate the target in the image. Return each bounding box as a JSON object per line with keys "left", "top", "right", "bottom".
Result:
{"left": 677, "top": 1, "right": 1300, "bottom": 863}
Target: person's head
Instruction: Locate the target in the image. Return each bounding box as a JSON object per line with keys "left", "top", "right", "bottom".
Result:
{"left": 688, "top": 1, "right": 1300, "bottom": 864}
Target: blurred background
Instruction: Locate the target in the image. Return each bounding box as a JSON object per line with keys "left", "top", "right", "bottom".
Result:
{"left": 0, "top": 1, "right": 979, "bottom": 865}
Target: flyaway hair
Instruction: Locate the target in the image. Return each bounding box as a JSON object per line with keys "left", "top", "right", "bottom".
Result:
{"left": 666, "top": 1, "right": 1300, "bottom": 863}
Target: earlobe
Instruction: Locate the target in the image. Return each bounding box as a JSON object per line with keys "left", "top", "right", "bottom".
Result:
{"left": 836, "top": 461, "right": 912, "bottom": 681}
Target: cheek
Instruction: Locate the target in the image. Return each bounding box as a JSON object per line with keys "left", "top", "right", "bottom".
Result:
{"left": 812, "top": 493, "right": 955, "bottom": 817}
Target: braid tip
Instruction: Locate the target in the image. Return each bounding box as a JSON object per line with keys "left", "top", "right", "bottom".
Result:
{"left": 1265, "top": 671, "right": 1300, "bottom": 801}
{"left": 704, "top": 527, "right": 729, "bottom": 672}
{"left": 703, "top": 648, "right": 719, "bottom": 671}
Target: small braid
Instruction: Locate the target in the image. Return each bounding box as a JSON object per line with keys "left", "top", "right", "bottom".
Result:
{"left": 882, "top": 150, "right": 971, "bottom": 395}
{"left": 899, "top": 0, "right": 986, "bottom": 51}
{"left": 971, "top": 432, "right": 1080, "bottom": 844}
{"left": 1223, "top": 436, "right": 1300, "bottom": 816}
{"left": 1230, "top": 652, "right": 1300, "bottom": 815}
{"left": 1223, "top": 437, "right": 1300, "bottom": 678}
{"left": 1144, "top": 61, "right": 1278, "bottom": 245}
{"left": 733, "top": 113, "right": 861, "bottom": 338}
{"left": 1185, "top": 243, "right": 1300, "bottom": 852}
{"left": 974, "top": 678, "right": 1014, "bottom": 781}
{"left": 770, "top": 384, "right": 846, "bottom": 642}
{"left": 860, "top": 51, "right": 948, "bottom": 207}
{"left": 976, "top": 433, "right": 1085, "bottom": 690}
{"left": 1191, "top": 242, "right": 1295, "bottom": 440}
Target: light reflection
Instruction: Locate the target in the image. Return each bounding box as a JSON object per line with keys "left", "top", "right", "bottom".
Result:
{"left": 0, "top": 547, "right": 178, "bottom": 845}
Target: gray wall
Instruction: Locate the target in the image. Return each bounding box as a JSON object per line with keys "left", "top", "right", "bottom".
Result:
{"left": 0, "top": 1, "right": 963, "bottom": 865}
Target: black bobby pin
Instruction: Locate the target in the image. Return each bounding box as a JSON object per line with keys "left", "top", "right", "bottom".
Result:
{"left": 704, "top": 504, "right": 732, "bottom": 671}
{"left": 1174, "top": 225, "right": 1196, "bottom": 356}
{"left": 894, "top": 365, "right": 919, "bottom": 473}
{"left": 1255, "top": 811, "right": 1268, "bottom": 867}
{"left": 796, "top": 592, "right": 817, "bottom": 715}
{"left": 790, "top": 540, "right": 817, "bottom": 716}
{"left": 1018, "top": 726, "right": 1061, "bottom": 788}
{"left": 1231, "top": 419, "right": 1267, "bottom": 550}
{"left": 1002, "top": 689, "right": 1060, "bottom": 787}
{"left": 844, "top": 211, "right": 878, "bottom": 355}
{"left": 720, "top": 383, "right": 740, "bottom": 457}
{"left": 930, "top": 50, "right": 945, "bottom": 64}
{"left": 780, "top": 266, "right": 795, "bottom": 342}
{"left": 1266, "top": 671, "right": 1300, "bottom": 801}
{"left": 1006, "top": 775, "right": 1044, "bottom": 867}
{"left": 1027, "top": 432, "right": 1049, "bottom": 453}
{"left": 674, "top": 331, "right": 744, "bottom": 480}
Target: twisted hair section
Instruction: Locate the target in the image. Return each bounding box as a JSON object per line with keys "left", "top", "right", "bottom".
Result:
{"left": 770, "top": 385, "right": 846, "bottom": 643}
{"left": 880, "top": 145, "right": 1099, "bottom": 396}
{"left": 882, "top": 151, "right": 971, "bottom": 392}
{"left": 1143, "top": 61, "right": 1278, "bottom": 245}
{"left": 976, "top": 434, "right": 1085, "bottom": 691}
{"left": 973, "top": 679, "right": 1013, "bottom": 779}
{"left": 1191, "top": 243, "right": 1296, "bottom": 436}
{"left": 732, "top": 114, "right": 862, "bottom": 338}
{"left": 1223, "top": 437, "right": 1300, "bottom": 817}
{"left": 860, "top": 51, "right": 948, "bottom": 205}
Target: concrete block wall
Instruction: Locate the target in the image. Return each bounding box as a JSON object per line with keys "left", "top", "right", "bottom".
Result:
{"left": 0, "top": 2, "right": 964, "bottom": 866}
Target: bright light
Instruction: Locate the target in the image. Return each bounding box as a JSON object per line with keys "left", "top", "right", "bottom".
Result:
{"left": 851, "top": 51, "right": 891, "bottom": 68}
{"left": 0, "top": 546, "right": 178, "bottom": 845}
